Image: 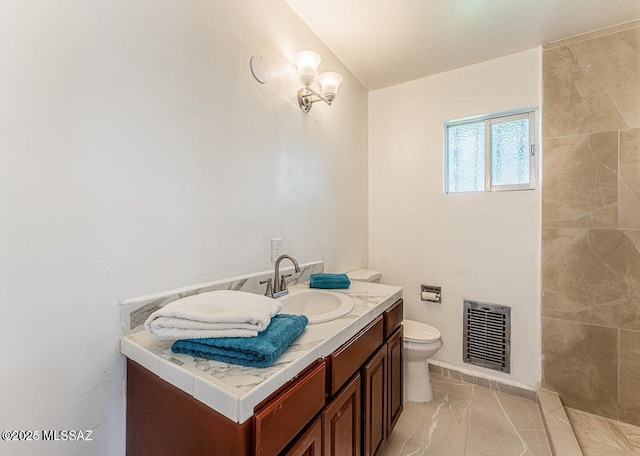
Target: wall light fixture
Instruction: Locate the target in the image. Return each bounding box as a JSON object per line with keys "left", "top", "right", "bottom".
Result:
{"left": 293, "top": 51, "right": 343, "bottom": 113}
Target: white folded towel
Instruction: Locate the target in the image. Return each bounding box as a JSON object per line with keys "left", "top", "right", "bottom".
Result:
{"left": 144, "top": 290, "right": 282, "bottom": 340}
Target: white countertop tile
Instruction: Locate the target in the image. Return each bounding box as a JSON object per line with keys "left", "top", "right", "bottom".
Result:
{"left": 193, "top": 374, "right": 240, "bottom": 421}
{"left": 158, "top": 358, "right": 195, "bottom": 396}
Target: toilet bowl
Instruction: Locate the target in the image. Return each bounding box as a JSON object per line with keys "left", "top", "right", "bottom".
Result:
{"left": 403, "top": 319, "right": 442, "bottom": 403}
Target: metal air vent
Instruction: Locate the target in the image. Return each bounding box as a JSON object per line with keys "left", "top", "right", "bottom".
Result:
{"left": 463, "top": 300, "right": 511, "bottom": 373}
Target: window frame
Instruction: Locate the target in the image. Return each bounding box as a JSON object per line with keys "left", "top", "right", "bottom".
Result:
{"left": 444, "top": 109, "right": 537, "bottom": 194}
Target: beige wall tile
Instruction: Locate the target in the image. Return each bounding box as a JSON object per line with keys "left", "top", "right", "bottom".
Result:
{"left": 542, "top": 229, "right": 640, "bottom": 330}
{"left": 542, "top": 132, "right": 618, "bottom": 228}
{"left": 570, "top": 28, "right": 640, "bottom": 128}
{"left": 619, "top": 330, "right": 640, "bottom": 426}
{"left": 619, "top": 128, "right": 640, "bottom": 229}
{"left": 542, "top": 20, "right": 640, "bottom": 428}
{"left": 542, "top": 318, "right": 618, "bottom": 419}
{"left": 542, "top": 47, "right": 629, "bottom": 138}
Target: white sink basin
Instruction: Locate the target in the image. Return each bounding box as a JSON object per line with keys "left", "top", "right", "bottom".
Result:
{"left": 277, "top": 289, "right": 355, "bottom": 324}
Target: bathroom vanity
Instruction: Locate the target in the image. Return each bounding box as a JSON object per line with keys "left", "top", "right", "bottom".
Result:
{"left": 121, "top": 273, "right": 403, "bottom": 456}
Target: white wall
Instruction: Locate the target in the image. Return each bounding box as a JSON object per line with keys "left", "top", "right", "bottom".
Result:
{"left": 0, "top": 1, "right": 368, "bottom": 454}
{"left": 369, "top": 49, "right": 542, "bottom": 388}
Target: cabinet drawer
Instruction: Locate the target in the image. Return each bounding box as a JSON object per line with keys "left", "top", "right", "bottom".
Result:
{"left": 254, "top": 362, "right": 326, "bottom": 456}
{"left": 384, "top": 299, "right": 403, "bottom": 339}
{"left": 330, "top": 316, "right": 384, "bottom": 395}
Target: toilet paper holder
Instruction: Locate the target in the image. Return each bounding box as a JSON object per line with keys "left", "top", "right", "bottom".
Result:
{"left": 421, "top": 285, "right": 441, "bottom": 303}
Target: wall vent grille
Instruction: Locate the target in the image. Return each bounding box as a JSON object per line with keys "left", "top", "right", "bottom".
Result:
{"left": 463, "top": 300, "right": 511, "bottom": 373}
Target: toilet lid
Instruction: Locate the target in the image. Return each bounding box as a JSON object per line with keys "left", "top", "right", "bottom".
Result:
{"left": 346, "top": 269, "right": 382, "bottom": 282}
{"left": 403, "top": 319, "right": 441, "bottom": 342}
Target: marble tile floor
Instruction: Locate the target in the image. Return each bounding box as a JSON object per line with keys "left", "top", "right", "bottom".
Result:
{"left": 379, "top": 373, "right": 551, "bottom": 456}
{"left": 566, "top": 407, "right": 640, "bottom": 455}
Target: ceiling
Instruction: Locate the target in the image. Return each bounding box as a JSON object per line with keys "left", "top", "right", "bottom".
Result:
{"left": 285, "top": 0, "right": 640, "bottom": 90}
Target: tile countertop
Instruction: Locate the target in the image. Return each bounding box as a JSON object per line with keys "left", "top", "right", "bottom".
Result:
{"left": 120, "top": 281, "right": 403, "bottom": 424}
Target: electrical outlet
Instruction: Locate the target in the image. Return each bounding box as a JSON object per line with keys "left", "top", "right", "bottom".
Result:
{"left": 271, "top": 238, "right": 283, "bottom": 262}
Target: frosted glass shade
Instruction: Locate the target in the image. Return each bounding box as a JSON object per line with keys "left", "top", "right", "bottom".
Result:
{"left": 318, "top": 72, "right": 343, "bottom": 102}
{"left": 293, "top": 51, "right": 321, "bottom": 86}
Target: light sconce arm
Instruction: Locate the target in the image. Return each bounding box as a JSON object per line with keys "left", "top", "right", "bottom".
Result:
{"left": 297, "top": 86, "right": 332, "bottom": 113}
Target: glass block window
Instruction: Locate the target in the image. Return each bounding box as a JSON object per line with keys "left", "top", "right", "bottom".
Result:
{"left": 445, "top": 111, "right": 536, "bottom": 193}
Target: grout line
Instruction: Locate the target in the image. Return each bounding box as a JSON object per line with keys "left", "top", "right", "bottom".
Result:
{"left": 464, "top": 382, "right": 475, "bottom": 456}
{"left": 617, "top": 328, "right": 620, "bottom": 422}
{"left": 541, "top": 316, "right": 640, "bottom": 332}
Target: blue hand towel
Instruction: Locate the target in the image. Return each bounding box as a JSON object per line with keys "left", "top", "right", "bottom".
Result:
{"left": 309, "top": 273, "right": 351, "bottom": 289}
{"left": 171, "top": 314, "right": 308, "bottom": 368}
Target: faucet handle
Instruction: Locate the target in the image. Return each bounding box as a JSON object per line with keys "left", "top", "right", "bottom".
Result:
{"left": 259, "top": 279, "right": 273, "bottom": 298}
{"left": 279, "top": 274, "right": 292, "bottom": 292}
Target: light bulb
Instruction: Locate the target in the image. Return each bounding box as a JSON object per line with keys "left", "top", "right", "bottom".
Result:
{"left": 293, "top": 51, "right": 321, "bottom": 87}
{"left": 318, "top": 72, "right": 343, "bottom": 102}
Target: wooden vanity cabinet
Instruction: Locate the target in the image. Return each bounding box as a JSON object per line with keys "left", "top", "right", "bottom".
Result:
{"left": 126, "top": 299, "right": 404, "bottom": 456}
{"left": 322, "top": 299, "right": 404, "bottom": 456}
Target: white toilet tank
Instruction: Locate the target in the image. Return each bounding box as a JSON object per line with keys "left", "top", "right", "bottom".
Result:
{"left": 346, "top": 269, "right": 382, "bottom": 283}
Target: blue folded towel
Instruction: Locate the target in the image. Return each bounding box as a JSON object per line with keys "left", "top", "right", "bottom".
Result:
{"left": 309, "top": 273, "right": 351, "bottom": 289}
{"left": 171, "top": 314, "right": 308, "bottom": 368}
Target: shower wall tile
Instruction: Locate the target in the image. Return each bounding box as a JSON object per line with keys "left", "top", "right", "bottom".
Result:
{"left": 542, "top": 27, "right": 640, "bottom": 139}
{"left": 619, "top": 128, "right": 640, "bottom": 229}
{"left": 542, "top": 21, "right": 640, "bottom": 428}
{"left": 619, "top": 330, "right": 640, "bottom": 426}
{"left": 569, "top": 28, "right": 640, "bottom": 128}
{"left": 542, "top": 132, "right": 618, "bottom": 228}
{"left": 542, "top": 229, "right": 640, "bottom": 331}
{"left": 542, "top": 317, "right": 618, "bottom": 420}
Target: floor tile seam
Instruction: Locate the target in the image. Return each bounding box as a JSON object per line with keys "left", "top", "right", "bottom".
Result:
{"left": 463, "top": 382, "right": 474, "bottom": 456}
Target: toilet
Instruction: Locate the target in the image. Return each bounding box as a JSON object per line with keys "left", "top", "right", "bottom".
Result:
{"left": 402, "top": 320, "right": 442, "bottom": 403}
{"left": 346, "top": 269, "right": 443, "bottom": 404}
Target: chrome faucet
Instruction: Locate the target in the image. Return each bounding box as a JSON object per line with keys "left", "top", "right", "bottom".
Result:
{"left": 272, "top": 254, "right": 301, "bottom": 298}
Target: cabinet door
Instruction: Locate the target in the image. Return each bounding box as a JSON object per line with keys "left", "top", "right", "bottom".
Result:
{"left": 386, "top": 326, "right": 403, "bottom": 437}
{"left": 322, "top": 373, "right": 361, "bottom": 456}
{"left": 282, "top": 416, "right": 322, "bottom": 456}
{"left": 363, "top": 345, "right": 387, "bottom": 456}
